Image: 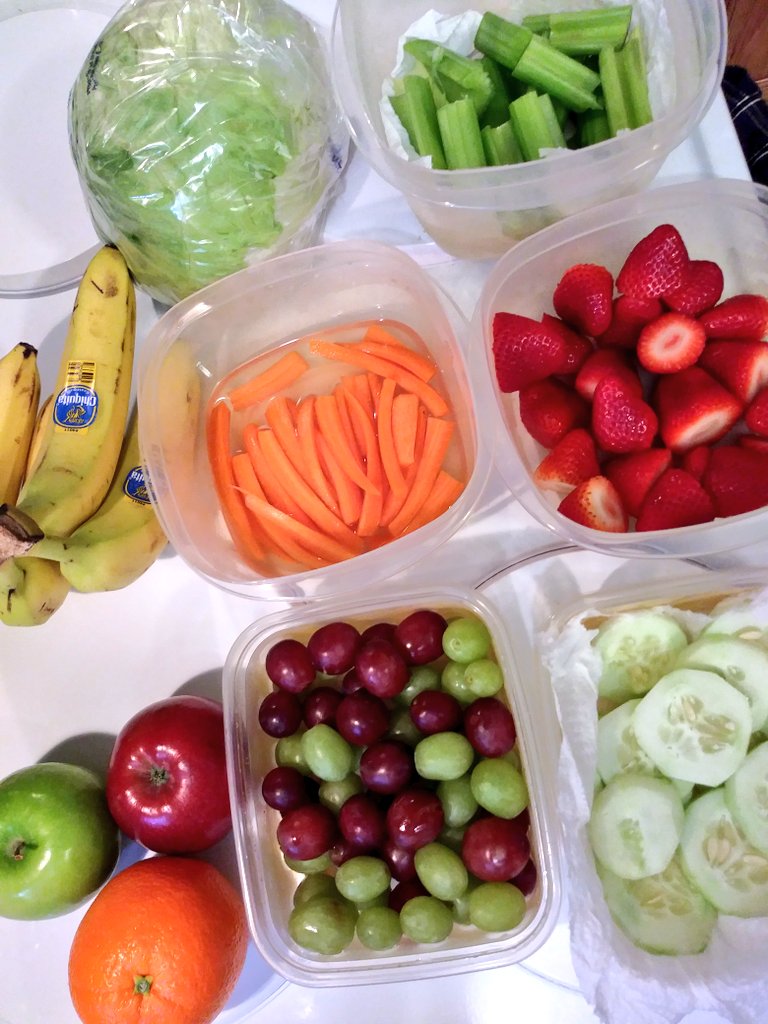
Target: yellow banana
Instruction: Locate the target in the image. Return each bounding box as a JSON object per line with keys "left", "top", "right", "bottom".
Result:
{"left": 0, "top": 343, "right": 41, "bottom": 505}
{"left": 0, "top": 557, "right": 69, "bottom": 627}
{"left": 33, "top": 410, "right": 168, "bottom": 592}
{"left": 24, "top": 392, "right": 53, "bottom": 483}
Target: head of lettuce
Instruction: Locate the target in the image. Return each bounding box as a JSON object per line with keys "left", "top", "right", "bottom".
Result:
{"left": 69, "top": 0, "right": 348, "bottom": 305}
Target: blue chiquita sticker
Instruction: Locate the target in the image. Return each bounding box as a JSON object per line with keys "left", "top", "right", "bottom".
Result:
{"left": 123, "top": 466, "right": 151, "bottom": 506}
{"left": 53, "top": 385, "right": 99, "bottom": 430}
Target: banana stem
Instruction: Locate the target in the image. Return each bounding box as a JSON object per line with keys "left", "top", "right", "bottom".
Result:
{"left": 29, "top": 536, "right": 69, "bottom": 565}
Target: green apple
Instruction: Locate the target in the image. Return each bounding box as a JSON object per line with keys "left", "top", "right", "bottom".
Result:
{"left": 0, "top": 761, "right": 120, "bottom": 919}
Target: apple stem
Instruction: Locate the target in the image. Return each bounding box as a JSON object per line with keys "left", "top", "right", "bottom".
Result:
{"left": 10, "top": 839, "right": 25, "bottom": 861}
{"left": 134, "top": 975, "right": 153, "bottom": 995}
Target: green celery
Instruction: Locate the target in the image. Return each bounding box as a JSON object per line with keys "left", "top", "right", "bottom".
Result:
{"left": 437, "top": 97, "right": 486, "bottom": 168}
{"left": 578, "top": 106, "right": 611, "bottom": 146}
{"left": 620, "top": 29, "right": 653, "bottom": 127}
{"left": 397, "top": 75, "right": 447, "bottom": 168}
{"left": 474, "top": 13, "right": 533, "bottom": 71}
{"left": 509, "top": 91, "right": 559, "bottom": 161}
{"left": 551, "top": 95, "right": 569, "bottom": 129}
{"left": 404, "top": 38, "right": 493, "bottom": 116}
{"left": 521, "top": 14, "right": 551, "bottom": 33}
{"left": 479, "top": 57, "right": 512, "bottom": 128}
{"left": 511, "top": 33, "right": 602, "bottom": 111}
{"left": 599, "top": 47, "right": 630, "bottom": 135}
{"left": 548, "top": 6, "right": 632, "bottom": 55}
{"left": 481, "top": 120, "right": 523, "bottom": 165}
{"left": 537, "top": 94, "right": 567, "bottom": 148}
{"left": 390, "top": 92, "right": 414, "bottom": 139}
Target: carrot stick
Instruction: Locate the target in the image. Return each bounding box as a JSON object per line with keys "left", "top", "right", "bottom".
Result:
{"left": 376, "top": 378, "right": 407, "bottom": 498}
{"left": 295, "top": 397, "right": 339, "bottom": 513}
{"left": 243, "top": 424, "right": 314, "bottom": 527}
{"left": 345, "top": 389, "right": 384, "bottom": 537}
{"left": 228, "top": 351, "right": 309, "bottom": 412}
{"left": 205, "top": 402, "right": 266, "bottom": 567}
{"left": 309, "top": 339, "right": 448, "bottom": 417}
{"left": 358, "top": 326, "right": 436, "bottom": 383}
{"left": 367, "top": 373, "right": 383, "bottom": 409}
{"left": 344, "top": 373, "right": 374, "bottom": 420}
{"left": 380, "top": 404, "right": 428, "bottom": 526}
{"left": 334, "top": 385, "right": 364, "bottom": 463}
{"left": 317, "top": 433, "right": 363, "bottom": 527}
{"left": 242, "top": 493, "right": 360, "bottom": 564}
{"left": 392, "top": 393, "right": 420, "bottom": 467}
{"left": 265, "top": 395, "right": 304, "bottom": 470}
{"left": 401, "top": 470, "right": 465, "bottom": 535}
{"left": 315, "top": 394, "right": 380, "bottom": 495}
{"left": 388, "top": 417, "right": 455, "bottom": 536}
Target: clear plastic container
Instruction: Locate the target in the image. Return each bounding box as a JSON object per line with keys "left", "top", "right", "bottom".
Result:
{"left": 222, "top": 584, "right": 561, "bottom": 986}
{"left": 137, "top": 240, "right": 491, "bottom": 601}
{"left": 472, "top": 176, "right": 768, "bottom": 560}
{"left": 330, "top": 0, "right": 726, "bottom": 260}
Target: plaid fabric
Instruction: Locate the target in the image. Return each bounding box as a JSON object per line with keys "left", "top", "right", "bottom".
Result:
{"left": 723, "top": 65, "right": 768, "bottom": 187}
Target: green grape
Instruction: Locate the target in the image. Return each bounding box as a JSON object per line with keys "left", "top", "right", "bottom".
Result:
{"left": 441, "top": 661, "right": 475, "bottom": 704}
{"left": 468, "top": 882, "right": 526, "bottom": 932}
{"left": 503, "top": 745, "right": 523, "bottom": 771}
{"left": 275, "top": 731, "right": 309, "bottom": 772}
{"left": 335, "top": 856, "right": 391, "bottom": 903}
{"left": 397, "top": 665, "right": 441, "bottom": 705}
{"left": 288, "top": 897, "right": 357, "bottom": 954}
{"left": 354, "top": 891, "right": 389, "bottom": 911}
{"left": 415, "top": 732, "right": 475, "bottom": 781}
{"left": 318, "top": 773, "right": 363, "bottom": 812}
{"left": 284, "top": 851, "right": 333, "bottom": 875}
{"left": 301, "top": 723, "right": 354, "bottom": 782}
{"left": 387, "top": 706, "right": 423, "bottom": 747}
{"left": 414, "top": 842, "right": 469, "bottom": 901}
{"left": 442, "top": 616, "right": 492, "bottom": 664}
{"left": 451, "top": 876, "right": 480, "bottom": 924}
{"left": 400, "top": 895, "right": 454, "bottom": 943}
{"left": 470, "top": 758, "right": 529, "bottom": 818}
{"left": 293, "top": 873, "right": 337, "bottom": 907}
{"left": 464, "top": 658, "right": 503, "bottom": 697}
{"left": 439, "top": 824, "right": 467, "bottom": 853}
{"left": 356, "top": 906, "right": 403, "bottom": 950}
{"left": 438, "top": 774, "right": 478, "bottom": 828}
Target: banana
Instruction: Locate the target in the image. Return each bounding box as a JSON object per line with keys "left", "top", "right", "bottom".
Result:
{"left": 0, "top": 556, "right": 69, "bottom": 627}
{"left": 7, "top": 245, "right": 136, "bottom": 539}
{"left": 0, "top": 343, "right": 41, "bottom": 505}
{"left": 33, "top": 409, "right": 168, "bottom": 593}
{"left": 24, "top": 392, "right": 53, "bottom": 483}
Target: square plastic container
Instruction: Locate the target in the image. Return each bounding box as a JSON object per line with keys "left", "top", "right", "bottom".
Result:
{"left": 222, "top": 585, "right": 562, "bottom": 986}
{"left": 472, "top": 176, "right": 768, "bottom": 560}
{"left": 330, "top": 0, "right": 726, "bottom": 261}
{"left": 137, "top": 240, "right": 490, "bottom": 602}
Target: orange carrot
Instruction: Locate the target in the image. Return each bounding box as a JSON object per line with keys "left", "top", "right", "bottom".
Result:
{"left": 401, "top": 470, "right": 465, "bottom": 535}
{"left": 242, "top": 493, "right": 359, "bottom": 564}
{"left": 309, "top": 339, "right": 448, "bottom": 418}
{"left": 243, "top": 424, "right": 314, "bottom": 527}
{"left": 334, "top": 385, "right": 364, "bottom": 463}
{"left": 315, "top": 394, "right": 380, "bottom": 495}
{"left": 205, "top": 402, "right": 266, "bottom": 567}
{"left": 228, "top": 351, "right": 309, "bottom": 412}
{"left": 295, "top": 397, "right": 339, "bottom": 513}
{"left": 392, "top": 392, "right": 420, "bottom": 467}
{"left": 265, "top": 396, "right": 305, "bottom": 473}
{"left": 388, "top": 417, "right": 455, "bottom": 536}
{"left": 376, "top": 378, "right": 407, "bottom": 498}
{"left": 344, "top": 373, "right": 374, "bottom": 420}
{"left": 358, "top": 325, "right": 436, "bottom": 383}
{"left": 317, "top": 433, "right": 363, "bottom": 527}
{"left": 367, "top": 372, "right": 383, "bottom": 409}
{"left": 380, "top": 404, "right": 427, "bottom": 526}
{"left": 345, "top": 389, "right": 384, "bottom": 537}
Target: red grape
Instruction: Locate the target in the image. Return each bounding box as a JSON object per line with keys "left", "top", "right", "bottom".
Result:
{"left": 335, "top": 691, "right": 390, "bottom": 746}
{"left": 307, "top": 621, "right": 361, "bottom": 675}
{"left": 394, "top": 609, "right": 448, "bottom": 665}
{"left": 388, "top": 878, "right": 428, "bottom": 913}
{"left": 261, "top": 766, "right": 310, "bottom": 813}
{"left": 329, "top": 837, "right": 359, "bottom": 867}
{"left": 464, "top": 697, "right": 517, "bottom": 757}
{"left": 409, "top": 690, "right": 462, "bottom": 735}
{"left": 265, "top": 639, "right": 315, "bottom": 693}
{"left": 258, "top": 690, "right": 304, "bottom": 738}
{"left": 277, "top": 804, "right": 337, "bottom": 861}
{"left": 461, "top": 815, "right": 530, "bottom": 882}
{"left": 381, "top": 838, "right": 417, "bottom": 882}
{"left": 338, "top": 794, "right": 387, "bottom": 851}
{"left": 512, "top": 858, "right": 538, "bottom": 897}
{"left": 386, "top": 789, "right": 444, "bottom": 850}
{"left": 355, "top": 639, "right": 409, "bottom": 698}
{"left": 361, "top": 622, "right": 397, "bottom": 644}
{"left": 359, "top": 741, "right": 414, "bottom": 795}
{"left": 341, "top": 669, "right": 364, "bottom": 694}
{"left": 303, "top": 686, "right": 343, "bottom": 728}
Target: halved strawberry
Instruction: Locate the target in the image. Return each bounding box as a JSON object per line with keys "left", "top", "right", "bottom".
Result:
{"left": 541, "top": 314, "right": 594, "bottom": 375}
{"left": 745, "top": 387, "right": 768, "bottom": 437}
{"left": 702, "top": 446, "right": 768, "bottom": 517}
{"left": 492, "top": 313, "right": 567, "bottom": 392}
{"left": 596, "top": 295, "right": 663, "bottom": 350}
{"left": 552, "top": 263, "right": 614, "bottom": 337}
{"left": 616, "top": 224, "right": 689, "bottom": 300}
{"left": 679, "top": 444, "right": 712, "bottom": 482}
{"left": 662, "top": 259, "right": 724, "bottom": 317}
{"left": 519, "top": 378, "right": 590, "bottom": 449}
{"left": 592, "top": 375, "right": 658, "bottom": 454}
{"left": 557, "top": 475, "right": 628, "bottom": 532}
{"left": 603, "top": 448, "right": 672, "bottom": 518}
{"left": 698, "top": 339, "right": 768, "bottom": 403}
{"left": 635, "top": 468, "right": 716, "bottom": 532}
{"left": 739, "top": 434, "right": 768, "bottom": 456}
{"left": 533, "top": 428, "right": 600, "bottom": 494}
{"left": 654, "top": 367, "right": 743, "bottom": 453}
{"left": 636, "top": 312, "right": 706, "bottom": 374}
{"left": 574, "top": 348, "right": 643, "bottom": 402}
{"left": 699, "top": 294, "right": 768, "bottom": 340}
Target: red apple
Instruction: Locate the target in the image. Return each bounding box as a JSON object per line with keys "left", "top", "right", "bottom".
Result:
{"left": 106, "top": 695, "right": 231, "bottom": 854}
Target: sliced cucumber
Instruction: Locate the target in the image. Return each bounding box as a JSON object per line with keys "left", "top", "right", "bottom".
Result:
{"left": 597, "top": 699, "right": 657, "bottom": 782}
{"left": 703, "top": 593, "right": 768, "bottom": 642}
{"left": 680, "top": 788, "right": 768, "bottom": 917}
{"left": 596, "top": 854, "right": 717, "bottom": 956}
{"left": 593, "top": 611, "right": 689, "bottom": 704}
{"left": 724, "top": 741, "right": 768, "bottom": 855}
{"left": 675, "top": 634, "right": 768, "bottom": 731}
{"left": 588, "top": 773, "right": 685, "bottom": 880}
{"left": 632, "top": 668, "right": 752, "bottom": 787}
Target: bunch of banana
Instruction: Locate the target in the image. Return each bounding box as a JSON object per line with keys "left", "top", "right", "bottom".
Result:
{"left": 0, "top": 342, "right": 41, "bottom": 506}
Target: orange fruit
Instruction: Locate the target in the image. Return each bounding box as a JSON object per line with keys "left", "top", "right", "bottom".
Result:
{"left": 68, "top": 856, "right": 248, "bottom": 1024}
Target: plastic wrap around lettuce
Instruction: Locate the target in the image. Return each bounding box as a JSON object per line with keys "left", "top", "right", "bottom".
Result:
{"left": 69, "top": 0, "right": 348, "bottom": 304}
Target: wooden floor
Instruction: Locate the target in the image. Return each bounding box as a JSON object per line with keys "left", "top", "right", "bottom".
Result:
{"left": 726, "top": 0, "right": 768, "bottom": 99}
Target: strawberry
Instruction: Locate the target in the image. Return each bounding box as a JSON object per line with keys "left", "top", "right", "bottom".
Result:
{"left": 739, "top": 434, "right": 768, "bottom": 456}
{"left": 698, "top": 339, "right": 768, "bottom": 403}
{"left": 636, "top": 312, "right": 706, "bottom": 374}
{"left": 592, "top": 374, "right": 658, "bottom": 453}
{"left": 702, "top": 446, "right": 768, "bottom": 517}
{"left": 596, "top": 295, "right": 663, "bottom": 349}
{"left": 616, "top": 224, "right": 689, "bottom": 300}
{"left": 541, "top": 314, "right": 593, "bottom": 375}
{"left": 552, "top": 263, "right": 614, "bottom": 337}
{"left": 654, "top": 367, "right": 743, "bottom": 452}
{"left": 745, "top": 387, "right": 768, "bottom": 437}
{"left": 557, "top": 475, "right": 628, "bottom": 532}
{"left": 603, "top": 448, "right": 672, "bottom": 518}
{"left": 519, "top": 378, "right": 590, "bottom": 448}
{"left": 662, "top": 259, "right": 724, "bottom": 317}
{"left": 698, "top": 293, "right": 768, "bottom": 340}
{"left": 679, "top": 444, "right": 711, "bottom": 482}
{"left": 533, "top": 428, "right": 600, "bottom": 493}
{"left": 492, "top": 313, "right": 567, "bottom": 392}
{"left": 574, "top": 348, "right": 643, "bottom": 402}
{"left": 635, "top": 469, "right": 716, "bottom": 532}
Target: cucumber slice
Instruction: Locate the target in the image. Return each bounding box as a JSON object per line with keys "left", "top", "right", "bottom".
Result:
{"left": 703, "top": 594, "right": 768, "bottom": 642}
{"left": 588, "top": 773, "right": 685, "bottom": 880}
{"left": 593, "top": 611, "right": 689, "bottom": 704}
{"left": 724, "top": 741, "right": 768, "bottom": 855}
{"left": 680, "top": 788, "right": 768, "bottom": 917}
{"left": 633, "top": 668, "right": 752, "bottom": 787}
{"left": 675, "top": 634, "right": 768, "bottom": 731}
{"left": 596, "top": 854, "right": 717, "bottom": 955}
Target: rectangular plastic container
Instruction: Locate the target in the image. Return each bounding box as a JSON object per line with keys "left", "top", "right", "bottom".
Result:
{"left": 330, "top": 0, "right": 726, "bottom": 260}
{"left": 222, "top": 585, "right": 562, "bottom": 986}
{"left": 137, "top": 240, "right": 491, "bottom": 602}
{"left": 472, "top": 176, "right": 768, "bottom": 560}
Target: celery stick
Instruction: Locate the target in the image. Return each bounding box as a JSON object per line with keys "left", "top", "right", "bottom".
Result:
{"left": 537, "top": 94, "right": 567, "bottom": 148}
{"left": 403, "top": 37, "right": 443, "bottom": 73}
{"left": 548, "top": 6, "right": 632, "bottom": 55}
{"left": 578, "top": 106, "right": 611, "bottom": 146}
{"left": 390, "top": 92, "right": 414, "bottom": 139}
{"left": 481, "top": 120, "right": 523, "bottom": 165}
{"left": 399, "top": 75, "right": 448, "bottom": 168}
{"left": 599, "top": 47, "right": 630, "bottom": 135}
{"left": 620, "top": 29, "right": 653, "bottom": 127}
{"left": 509, "top": 91, "right": 559, "bottom": 161}
{"left": 475, "top": 13, "right": 533, "bottom": 71}
{"left": 437, "top": 97, "right": 486, "bottom": 168}
{"left": 551, "top": 96, "right": 569, "bottom": 129}
{"left": 511, "top": 33, "right": 602, "bottom": 112}
{"left": 521, "top": 14, "right": 551, "bottom": 33}
{"left": 404, "top": 39, "right": 493, "bottom": 117}
{"left": 480, "top": 57, "right": 512, "bottom": 128}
